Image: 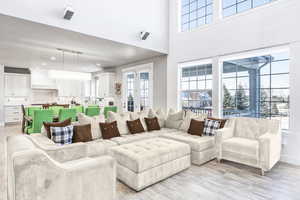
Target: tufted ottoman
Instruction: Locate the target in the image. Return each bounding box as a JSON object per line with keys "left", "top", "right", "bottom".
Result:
{"left": 109, "top": 138, "right": 191, "bottom": 191}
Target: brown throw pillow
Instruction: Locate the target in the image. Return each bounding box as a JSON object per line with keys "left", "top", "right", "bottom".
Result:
{"left": 73, "top": 124, "right": 93, "bottom": 143}
{"left": 188, "top": 119, "right": 205, "bottom": 136}
{"left": 43, "top": 118, "right": 71, "bottom": 139}
{"left": 208, "top": 117, "right": 227, "bottom": 128}
{"left": 145, "top": 117, "right": 161, "bottom": 131}
{"left": 126, "top": 119, "right": 145, "bottom": 134}
{"left": 99, "top": 121, "right": 120, "bottom": 139}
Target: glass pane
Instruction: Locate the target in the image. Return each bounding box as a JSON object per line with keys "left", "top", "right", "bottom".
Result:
{"left": 223, "top": 63, "right": 236, "bottom": 77}
{"left": 189, "top": 92, "right": 200, "bottom": 100}
{"left": 237, "top": 77, "right": 249, "bottom": 89}
{"left": 198, "top": 7, "right": 206, "bottom": 18}
{"left": 190, "top": 11, "right": 197, "bottom": 21}
{"left": 190, "top": 81, "right": 197, "bottom": 90}
{"left": 223, "top": 6, "right": 236, "bottom": 17}
{"left": 272, "top": 51, "right": 289, "bottom": 61}
{"left": 237, "top": 0, "right": 251, "bottom": 13}
{"left": 198, "top": 0, "right": 206, "bottom": 8}
{"left": 206, "top": 4, "right": 213, "bottom": 15}
{"left": 181, "top": 14, "right": 189, "bottom": 24}
{"left": 271, "top": 89, "right": 289, "bottom": 102}
{"left": 182, "top": 0, "right": 190, "bottom": 6}
{"left": 182, "top": 81, "right": 189, "bottom": 90}
{"left": 235, "top": 89, "right": 249, "bottom": 110}
{"left": 253, "top": 0, "right": 271, "bottom": 7}
{"left": 206, "top": 14, "right": 213, "bottom": 24}
{"left": 190, "top": 20, "right": 197, "bottom": 29}
{"left": 223, "top": 78, "right": 236, "bottom": 90}
{"left": 271, "top": 74, "right": 289, "bottom": 88}
{"left": 260, "top": 63, "right": 270, "bottom": 75}
{"left": 271, "top": 60, "right": 289, "bottom": 74}
{"left": 190, "top": 1, "right": 197, "bottom": 12}
{"left": 260, "top": 89, "right": 270, "bottom": 101}
{"left": 197, "top": 80, "right": 206, "bottom": 90}
{"left": 197, "top": 17, "right": 206, "bottom": 26}
{"left": 181, "top": 23, "right": 189, "bottom": 32}
{"left": 223, "top": 0, "right": 236, "bottom": 8}
{"left": 206, "top": 80, "right": 212, "bottom": 89}
{"left": 181, "top": 91, "right": 189, "bottom": 100}
{"left": 260, "top": 75, "right": 270, "bottom": 89}
{"left": 182, "top": 5, "right": 190, "bottom": 15}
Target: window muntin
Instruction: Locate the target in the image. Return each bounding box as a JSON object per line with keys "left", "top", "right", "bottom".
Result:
{"left": 181, "top": 0, "right": 213, "bottom": 32}
{"left": 222, "top": 51, "right": 290, "bottom": 130}
{"left": 180, "top": 64, "right": 213, "bottom": 115}
{"left": 223, "top": 0, "right": 274, "bottom": 17}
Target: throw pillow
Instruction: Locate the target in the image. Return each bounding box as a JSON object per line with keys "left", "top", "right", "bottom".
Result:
{"left": 148, "top": 109, "right": 166, "bottom": 127}
{"left": 43, "top": 118, "right": 72, "bottom": 139}
{"left": 203, "top": 119, "right": 221, "bottom": 136}
{"left": 77, "top": 113, "right": 105, "bottom": 139}
{"left": 107, "top": 112, "right": 131, "bottom": 135}
{"left": 188, "top": 119, "right": 205, "bottom": 136}
{"left": 73, "top": 124, "right": 93, "bottom": 143}
{"left": 145, "top": 117, "right": 161, "bottom": 131}
{"left": 207, "top": 117, "right": 227, "bottom": 128}
{"left": 127, "top": 119, "right": 145, "bottom": 134}
{"left": 179, "top": 111, "right": 208, "bottom": 132}
{"left": 99, "top": 121, "right": 121, "bottom": 139}
{"left": 165, "top": 110, "right": 184, "bottom": 129}
{"left": 130, "top": 110, "right": 149, "bottom": 130}
{"left": 50, "top": 125, "right": 74, "bottom": 145}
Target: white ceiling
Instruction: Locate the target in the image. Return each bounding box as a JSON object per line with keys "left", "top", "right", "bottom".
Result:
{"left": 0, "top": 14, "right": 165, "bottom": 72}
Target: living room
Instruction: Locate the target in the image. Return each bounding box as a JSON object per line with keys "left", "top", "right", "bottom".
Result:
{"left": 1, "top": 0, "right": 300, "bottom": 200}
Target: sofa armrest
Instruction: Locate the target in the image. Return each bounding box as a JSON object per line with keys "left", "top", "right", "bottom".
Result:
{"left": 258, "top": 131, "right": 282, "bottom": 171}
{"left": 214, "top": 128, "right": 234, "bottom": 159}
{"left": 27, "top": 134, "right": 88, "bottom": 162}
{"left": 12, "top": 150, "right": 116, "bottom": 200}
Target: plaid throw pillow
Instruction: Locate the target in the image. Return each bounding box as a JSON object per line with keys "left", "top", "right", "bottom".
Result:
{"left": 203, "top": 119, "right": 221, "bottom": 136}
{"left": 51, "top": 125, "right": 74, "bottom": 145}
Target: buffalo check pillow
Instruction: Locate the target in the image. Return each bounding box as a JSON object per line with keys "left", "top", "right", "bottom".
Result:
{"left": 51, "top": 125, "right": 74, "bottom": 145}
{"left": 203, "top": 119, "right": 221, "bottom": 136}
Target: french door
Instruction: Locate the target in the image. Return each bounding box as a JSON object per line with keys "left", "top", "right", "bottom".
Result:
{"left": 123, "top": 63, "right": 153, "bottom": 112}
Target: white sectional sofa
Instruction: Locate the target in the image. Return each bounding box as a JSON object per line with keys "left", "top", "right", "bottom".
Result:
{"left": 8, "top": 109, "right": 281, "bottom": 195}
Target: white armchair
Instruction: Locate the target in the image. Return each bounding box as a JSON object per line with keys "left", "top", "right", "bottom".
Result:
{"left": 7, "top": 135, "right": 116, "bottom": 200}
{"left": 215, "top": 117, "right": 281, "bottom": 175}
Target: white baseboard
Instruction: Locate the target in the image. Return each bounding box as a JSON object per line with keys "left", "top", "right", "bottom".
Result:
{"left": 280, "top": 154, "right": 300, "bottom": 166}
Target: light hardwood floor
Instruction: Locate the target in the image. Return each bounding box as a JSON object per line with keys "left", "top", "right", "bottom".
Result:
{"left": 1, "top": 124, "right": 300, "bottom": 200}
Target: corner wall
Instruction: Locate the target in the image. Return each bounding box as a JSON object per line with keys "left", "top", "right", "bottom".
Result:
{"left": 0, "top": 64, "right": 4, "bottom": 126}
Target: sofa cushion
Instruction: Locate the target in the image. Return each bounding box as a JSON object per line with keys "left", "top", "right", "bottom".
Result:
{"left": 73, "top": 124, "right": 93, "bottom": 143}
{"left": 43, "top": 118, "right": 71, "bottom": 139}
{"left": 109, "top": 132, "right": 159, "bottom": 145}
{"left": 148, "top": 109, "right": 166, "bottom": 127}
{"left": 179, "top": 111, "right": 207, "bottom": 132}
{"left": 77, "top": 113, "right": 105, "bottom": 139}
{"left": 162, "top": 133, "right": 215, "bottom": 152}
{"left": 203, "top": 119, "right": 221, "bottom": 136}
{"left": 127, "top": 119, "right": 145, "bottom": 134}
{"left": 109, "top": 138, "right": 190, "bottom": 173}
{"left": 100, "top": 121, "right": 121, "bottom": 139}
{"left": 188, "top": 119, "right": 204, "bottom": 136}
{"left": 222, "top": 137, "right": 259, "bottom": 157}
{"left": 130, "top": 110, "right": 149, "bottom": 130}
{"left": 207, "top": 117, "right": 227, "bottom": 128}
{"left": 234, "top": 118, "right": 259, "bottom": 139}
{"left": 165, "top": 110, "right": 184, "bottom": 129}
{"left": 145, "top": 117, "right": 161, "bottom": 131}
{"left": 51, "top": 125, "right": 74, "bottom": 145}
{"left": 107, "top": 112, "right": 131, "bottom": 135}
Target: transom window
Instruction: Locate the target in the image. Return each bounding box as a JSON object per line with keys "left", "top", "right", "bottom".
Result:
{"left": 181, "top": 0, "right": 213, "bottom": 32}
{"left": 223, "top": 0, "right": 274, "bottom": 17}
{"left": 180, "top": 63, "right": 213, "bottom": 115}
{"left": 222, "top": 51, "right": 290, "bottom": 130}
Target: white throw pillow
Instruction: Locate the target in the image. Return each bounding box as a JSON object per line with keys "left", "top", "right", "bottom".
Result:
{"left": 179, "top": 111, "right": 208, "bottom": 132}
{"left": 165, "top": 110, "right": 184, "bottom": 129}
{"left": 107, "top": 111, "right": 131, "bottom": 135}
{"left": 149, "top": 108, "right": 166, "bottom": 128}
{"left": 130, "top": 110, "right": 149, "bottom": 130}
{"left": 77, "top": 113, "right": 105, "bottom": 139}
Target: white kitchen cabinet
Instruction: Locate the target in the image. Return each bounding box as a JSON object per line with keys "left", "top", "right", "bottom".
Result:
{"left": 4, "top": 73, "right": 30, "bottom": 97}
{"left": 57, "top": 80, "right": 83, "bottom": 97}
{"left": 96, "top": 73, "right": 116, "bottom": 98}
{"left": 5, "top": 105, "right": 22, "bottom": 123}
{"left": 31, "top": 69, "right": 57, "bottom": 89}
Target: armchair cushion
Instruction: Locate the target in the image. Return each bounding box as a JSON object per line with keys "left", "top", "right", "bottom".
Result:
{"left": 51, "top": 125, "right": 74, "bottom": 145}
{"left": 165, "top": 110, "right": 184, "bottom": 129}
{"left": 222, "top": 137, "right": 259, "bottom": 157}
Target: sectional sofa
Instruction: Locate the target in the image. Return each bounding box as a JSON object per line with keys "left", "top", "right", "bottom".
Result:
{"left": 7, "top": 109, "right": 282, "bottom": 198}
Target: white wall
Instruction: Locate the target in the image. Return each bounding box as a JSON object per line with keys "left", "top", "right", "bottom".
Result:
{"left": 0, "top": 0, "right": 169, "bottom": 53}
{"left": 167, "top": 0, "right": 300, "bottom": 165}
{"left": 0, "top": 64, "right": 4, "bottom": 126}
{"left": 114, "top": 56, "right": 167, "bottom": 112}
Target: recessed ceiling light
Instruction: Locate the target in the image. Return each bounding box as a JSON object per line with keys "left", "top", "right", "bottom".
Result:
{"left": 96, "top": 63, "right": 101, "bottom": 67}
{"left": 42, "top": 62, "right": 47, "bottom": 66}
{"left": 50, "top": 56, "right": 56, "bottom": 61}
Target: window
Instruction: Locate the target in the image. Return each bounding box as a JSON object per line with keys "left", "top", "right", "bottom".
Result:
{"left": 126, "top": 73, "right": 135, "bottom": 112}
{"left": 180, "top": 63, "right": 212, "bottom": 115}
{"left": 140, "top": 72, "right": 150, "bottom": 111}
{"left": 223, "top": 0, "right": 274, "bottom": 17}
{"left": 222, "top": 51, "right": 290, "bottom": 129}
{"left": 181, "top": 0, "right": 213, "bottom": 32}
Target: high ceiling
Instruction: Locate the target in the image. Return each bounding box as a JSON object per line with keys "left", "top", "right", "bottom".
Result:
{"left": 0, "top": 14, "right": 165, "bottom": 72}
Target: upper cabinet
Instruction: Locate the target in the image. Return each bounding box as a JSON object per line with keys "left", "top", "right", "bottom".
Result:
{"left": 4, "top": 73, "right": 30, "bottom": 97}
{"left": 31, "top": 69, "right": 57, "bottom": 89}
{"left": 96, "top": 72, "right": 116, "bottom": 98}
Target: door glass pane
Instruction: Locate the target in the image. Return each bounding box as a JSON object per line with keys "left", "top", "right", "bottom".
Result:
{"left": 126, "top": 73, "right": 135, "bottom": 112}
{"left": 140, "top": 72, "right": 149, "bottom": 111}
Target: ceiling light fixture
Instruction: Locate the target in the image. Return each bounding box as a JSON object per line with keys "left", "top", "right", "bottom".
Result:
{"left": 50, "top": 56, "right": 56, "bottom": 61}
{"left": 96, "top": 63, "right": 101, "bottom": 67}
{"left": 42, "top": 62, "right": 47, "bottom": 66}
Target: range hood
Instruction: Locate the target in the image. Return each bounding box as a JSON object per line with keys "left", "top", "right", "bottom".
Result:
{"left": 30, "top": 69, "right": 57, "bottom": 90}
